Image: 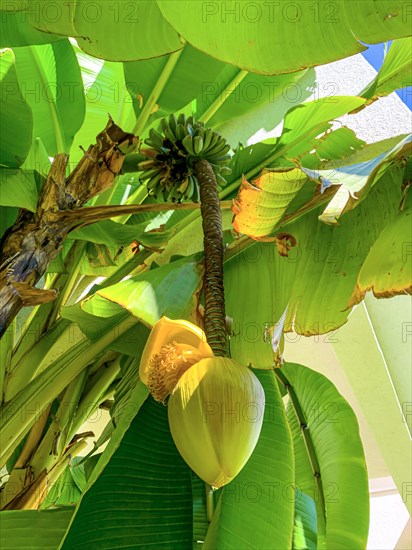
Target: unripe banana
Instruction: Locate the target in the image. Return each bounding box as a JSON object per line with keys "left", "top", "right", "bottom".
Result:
{"left": 196, "top": 127, "right": 205, "bottom": 140}
{"left": 192, "top": 176, "right": 200, "bottom": 202}
{"left": 207, "top": 154, "right": 231, "bottom": 164}
{"left": 146, "top": 171, "right": 164, "bottom": 194}
{"left": 205, "top": 132, "right": 220, "bottom": 152}
{"left": 160, "top": 118, "right": 170, "bottom": 134}
{"left": 193, "top": 136, "right": 204, "bottom": 155}
{"left": 168, "top": 114, "right": 177, "bottom": 133}
{"left": 176, "top": 124, "right": 186, "bottom": 141}
{"left": 164, "top": 127, "right": 176, "bottom": 143}
{"left": 169, "top": 183, "right": 181, "bottom": 202}
{"left": 162, "top": 186, "right": 171, "bottom": 201}
{"left": 219, "top": 165, "right": 232, "bottom": 175}
{"left": 177, "top": 113, "right": 186, "bottom": 125}
{"left": 148, "top": 128, "right": 164, "bottom": 148}
{"left": 185, "top": 175, "right": 195, "bottom": 199}
{"left": 182, "top": 135, "right": 195, "bottom": 155}
{"left": 145, "top": 138, "right": 160, "bottom": 149}
{"left": 148, "top": 182, "right": 161, "bottom": 197}
{"left": 140, "top": 168, "right": 162, "bottom": 181}
{"left": 207, "top": 140, "right": 229, "bottom": 157}
{"left": 138, "top": 113, "right": 231, "bottom": 204}
{"left": 215, "top": 172, "right": 227, "bottom": 185}
{"left": 202, "top": 128, "right": 214, "bottom": 150}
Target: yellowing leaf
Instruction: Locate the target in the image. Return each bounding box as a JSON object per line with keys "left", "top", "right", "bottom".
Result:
{"left": 232, "top": 168, "right": 313, "bottom": 238}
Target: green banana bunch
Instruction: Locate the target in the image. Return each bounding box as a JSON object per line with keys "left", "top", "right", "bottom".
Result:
{"left": 136, "top": 114, "right": 232, "bottom": 203}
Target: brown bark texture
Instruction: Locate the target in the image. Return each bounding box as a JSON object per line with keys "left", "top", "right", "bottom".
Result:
{"left": 196, "top": 159, "right": 227, "bottom": 357}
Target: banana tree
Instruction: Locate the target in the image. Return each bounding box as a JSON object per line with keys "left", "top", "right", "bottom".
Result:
{"left": 0, "top": 2, "right": 411, "bottom": 549}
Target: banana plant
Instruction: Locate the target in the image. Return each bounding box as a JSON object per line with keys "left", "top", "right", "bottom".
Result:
{"left": 0, "top": 4, "right": 411, "bottom": 549}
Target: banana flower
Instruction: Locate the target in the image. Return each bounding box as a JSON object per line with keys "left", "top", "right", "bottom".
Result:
{"left": 140, "top": 317, "right": 265, "bottom": 488}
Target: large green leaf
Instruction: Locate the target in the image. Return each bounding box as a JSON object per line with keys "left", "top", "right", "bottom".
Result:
{"left": 281, "top": 363, "right": 369, "bottom": 549}
{"left": 27, "top": 0, "right": 183, "bottom": 61}
{"left": 359, "top": 37, "right": 412, "bottom": 106}
{"left": 61, "top": 297, "right": 150, "bottom": 358}
{"left": 286, "top": 401, "right": 318, "bottom": 505}
{"left": 61, "top": 255, "right": 202, "bottom": 350}
{"left": 215, "top": 69, "right": 316, "bottom": 147}
{"left": 362, "top": 294, "right": 412, "bottom": 434}
{"left": 0, "top": 9, "right": 62, "bottom": 47}
{"left": 350, "top": 188, "right": 412, "bottom": 303}
{"left": 86, "top": 254, "right": 203, "bottom": 326}
{"left": 206, "top": 69, "right": 309, "bottom": 131}
{"left": 2, "top": 136, "right": 49, "bottom": 218}
{"left": 64, "top": 376, "right": 149, "bottom": 521}
{"left": 110, "top": 359, "right": 149, "bottom": 428}
{"left": 286, "top": 397, "right": 326, "bottom": 546}
{"left": 0, "top": 507, "right": 73, "bottom": 549}
{"left": 225, "top": 242, "right": 291, "bottom": 367}
{"left": 332, "top": 297, "right": 412, "bottom": 512}
{"left": 0, "top": 168, "right": 38, "bottom": 211}
{"left": 60, "top": 276, "right": 204, "bottom": 548}
{"left": 157, "top": 1, "right": 410, "bottom": 75}
{"left": 61, "top": 396, "right": 192, "bottom": 549}
{"left": 222, "top": 112, "right": 403, "bottom": 211}
{"left": 320, "top": 134, "right": 411, "bottom": 168}
{"left": 21, "top": 134, "right": 50, "bottom": 174}
{"left": 225, "top": 166, "right": 403, "bottom": 366}
{"left": 0, "top": 48, "right": 32, "bottom": 168}
{"left": 124, "top": 43, "right": 227, "bottom": 130}
{"left": 204, "top": 370, "right": 294, "bottom": 550}
{"left": 13, "top": 40, "right": 85, "bottom": 156}
{"left": 7, "top": 318, "right": 85, "bottom": 399}
{"left": 59, "top": 363, "right": 149, "bottom": 529}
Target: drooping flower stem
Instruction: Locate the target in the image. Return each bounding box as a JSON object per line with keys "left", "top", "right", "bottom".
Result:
{"left": 195, "top": 159, "right": 227, "bottom": 357}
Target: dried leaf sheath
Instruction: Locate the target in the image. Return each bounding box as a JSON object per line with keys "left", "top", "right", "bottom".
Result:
{"left": 0, "top": 118, "right": 138, "bottom": 337}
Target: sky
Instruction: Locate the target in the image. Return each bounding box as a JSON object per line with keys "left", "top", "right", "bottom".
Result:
{"left": 361, "top": 41, "right": 412, "bottom": 110}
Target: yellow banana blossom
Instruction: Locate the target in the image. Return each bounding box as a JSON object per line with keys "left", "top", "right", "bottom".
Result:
{"left": 139, "top": 316, "right": 265, "bottom": 488}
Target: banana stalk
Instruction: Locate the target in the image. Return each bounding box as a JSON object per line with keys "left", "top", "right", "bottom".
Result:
{"left": 195, "top": 159, "right": 227, "bottom": 356}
